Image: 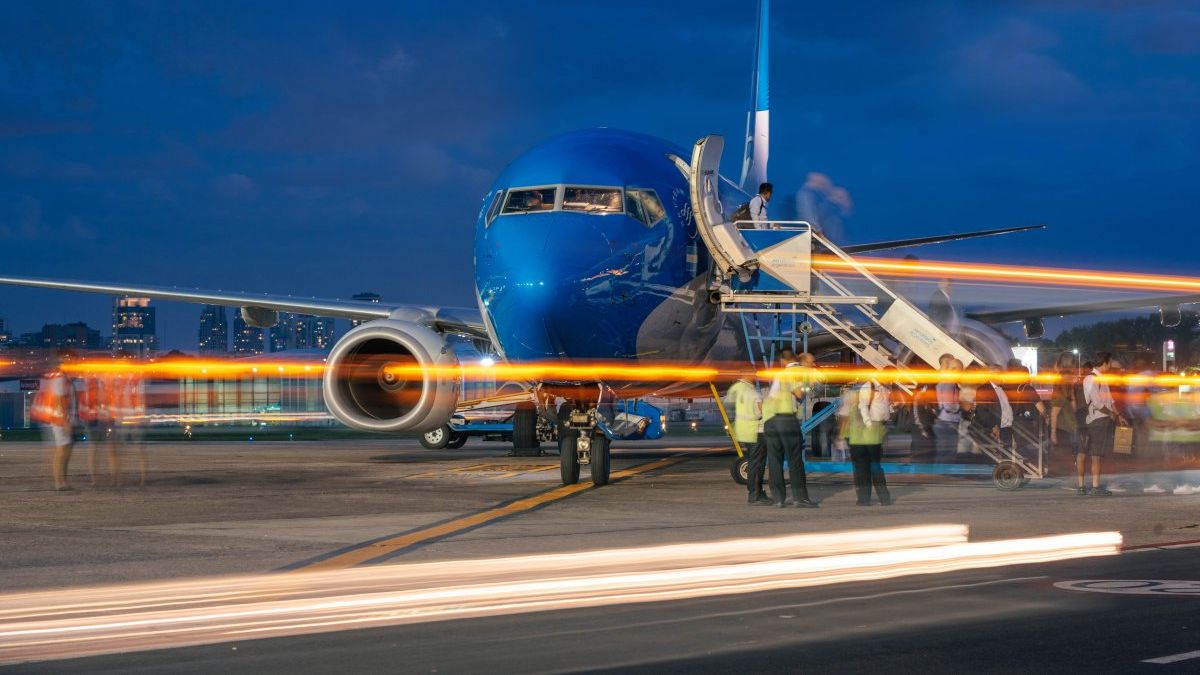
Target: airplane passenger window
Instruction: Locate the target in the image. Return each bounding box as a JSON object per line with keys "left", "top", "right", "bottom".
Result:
{"left": 562, "top": 187, "right": 623, "bottom": 214}
{"left": 626, "top": 188, "right": 666, "bottom": 226}
{"left": 485, "top": 190, "right": 504, "bottom": 224}
{"left": 502, "top": 187, "right": 556, "bottom": 214}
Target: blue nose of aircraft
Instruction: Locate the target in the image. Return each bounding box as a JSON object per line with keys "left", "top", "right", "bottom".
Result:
{"left": 476, "top": 213, "right": 632, "bottom": 361}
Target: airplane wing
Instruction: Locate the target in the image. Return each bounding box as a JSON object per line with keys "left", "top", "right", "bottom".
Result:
{"left": 0, "top": 275, "right": 489, "bottom": 339}
{"left": 840, "top": 225, "right": 1045, "bottom": 255}
{"left": 966, "top": 293, "right": 1200, "bottom": 324}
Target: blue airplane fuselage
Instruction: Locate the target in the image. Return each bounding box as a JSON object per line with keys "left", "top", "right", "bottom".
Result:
{"left": 474, "top": 128, "right": 740, "bottom": 366}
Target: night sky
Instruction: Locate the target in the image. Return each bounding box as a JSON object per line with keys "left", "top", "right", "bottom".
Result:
{"left": 2, "top": 1, "right": 1198, "bottom": 350}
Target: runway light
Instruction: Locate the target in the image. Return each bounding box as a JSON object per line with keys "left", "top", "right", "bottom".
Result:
{"left": 0, "top": 527, "right": 1118, "bottom": 665}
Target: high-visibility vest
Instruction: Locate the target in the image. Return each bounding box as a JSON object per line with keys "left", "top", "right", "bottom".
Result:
{"left": 76, "top": 377, "right": 107, "bottom": 423}
{"left": 725, "top": 380, "right": 762, "bottom": 444}
{"left": 30, "top": 373, "right": 72, "bottom": 427}
{"left": 108, "top": 375, "right": 145, "bottom": 421}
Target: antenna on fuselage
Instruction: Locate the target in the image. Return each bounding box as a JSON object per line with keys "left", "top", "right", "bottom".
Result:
{"left": 739, "top": 0, "right": 769, "bottom": 192}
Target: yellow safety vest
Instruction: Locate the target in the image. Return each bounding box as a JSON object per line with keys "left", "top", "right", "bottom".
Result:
{"left": 726, "top": 380, "right": 762, "bottom": 443}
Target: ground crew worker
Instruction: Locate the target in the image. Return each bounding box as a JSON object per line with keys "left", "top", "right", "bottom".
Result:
{"left": 726, "top": 374, "right": 769, "bottom": 505}
{"left": 31, "top": 364, "right": 75, "bottom": 491}
{"left": 763, "top": 356, "right": 818, "bottom": 508}
{"left": 76, "top": 373, "right": 108, "bottom": 485}
{"left": 108, "top": 372, "right": 148, "bottom": 486}
{"left": 846, "top": 372, "right": 894, "bottom": 506}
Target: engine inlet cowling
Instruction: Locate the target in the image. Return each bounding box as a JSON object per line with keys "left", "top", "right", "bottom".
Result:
{"left": 322, "top": 319, "right": 459, "bottom": 433}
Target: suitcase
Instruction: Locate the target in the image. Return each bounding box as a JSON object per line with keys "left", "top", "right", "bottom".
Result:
{"left": 1113, "top": 425, "right": 1134, "bottom": 455}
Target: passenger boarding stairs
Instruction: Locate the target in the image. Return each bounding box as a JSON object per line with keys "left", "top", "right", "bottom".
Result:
{"left": 687, "top": 135, "right": 981, "bottom": 388}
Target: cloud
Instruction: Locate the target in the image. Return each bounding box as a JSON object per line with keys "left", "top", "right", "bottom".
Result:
{"left": 1115, "top": 10, "right": 1200, "bottom": 55}
{"left": 0, "top": 195, "right": 44, "bottom": 239}
{"left": 66, "top": 215, "right": 96, "bottom": 240}
{"left": 213, "top": 172, "right": 256, "bottom": 198}
{"left": 375, "top": 47, "right": 415, "bottom": 77}
{"left": 949, "top": 20, "right": 1090, "bottom": 111}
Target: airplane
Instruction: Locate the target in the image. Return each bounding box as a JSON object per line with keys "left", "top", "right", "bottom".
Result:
{"left": 3, "top": 0, "right": 1198, "bottom": 487}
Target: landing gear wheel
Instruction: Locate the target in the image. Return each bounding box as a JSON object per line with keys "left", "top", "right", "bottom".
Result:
{"left": 559, "top": 431, "right": 579, "bottom": 485}
{"left": 419, "top": 424, "right": 452, "bottom": 449}
{"left": 590, "top": 435, "right": 611, "bottom": 486}
{"left": 731, "top": 456, "right": 750, "bottom": 485}
{"left": 511, "top": 403, "right": 541, "bottom": 456}
{"left": 992, "top": 461, "right": 1024, "bottom": 491}
{"left": 446, "top": 433, "right": 467, "bottom": 449}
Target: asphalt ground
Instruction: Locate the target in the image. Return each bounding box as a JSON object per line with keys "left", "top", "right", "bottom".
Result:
{"left": 2, "top": 436, "right": 1200, "bottom": 671}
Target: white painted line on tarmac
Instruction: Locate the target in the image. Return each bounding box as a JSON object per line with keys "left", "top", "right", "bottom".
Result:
{"left": 1143, "top": 649, "right": 1200, "bottom": 664}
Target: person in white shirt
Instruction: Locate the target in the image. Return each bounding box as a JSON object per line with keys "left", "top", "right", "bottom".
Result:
{"left": 748, "top": 182, "right": 772, "bottom": 229}
{"left": 1080, "top": 352, "right": 1126, "bottom": 496}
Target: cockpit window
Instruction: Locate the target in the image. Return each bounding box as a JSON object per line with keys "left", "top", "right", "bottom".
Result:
{"left": 562, "top": 187, "right": 623, "bottom": 214}
{"left": 625, "top": 188, "right": 666, "bottom": 226}
{"left": 485, "top": 190, "right": 504, "bottom": 224}
{"left": 502, "top": 187, "right": 556, "bottom": 214}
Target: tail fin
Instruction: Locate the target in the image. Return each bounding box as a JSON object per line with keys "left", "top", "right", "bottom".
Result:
{"left": 739, "top": 0, "right": 769, "bottom": 192}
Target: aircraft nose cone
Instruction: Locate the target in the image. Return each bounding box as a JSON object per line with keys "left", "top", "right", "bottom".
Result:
{"left": 476, "top": 215, "right": 619, "bottom": 360}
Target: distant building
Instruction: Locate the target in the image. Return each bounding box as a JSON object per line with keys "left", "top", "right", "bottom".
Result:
{"left": 231, "top": 312, "right": 265, "bottom": 355}
{"left": 0, "top": 317, "right": 10, "bottom": 347}
{"left": 351, "top": 292, "right": 381, "bottom": 327}
{"left": 21, "top": 322, "right": 103, "bottom": 351}
{"left": 271, "top": 313, "right": 336, "bottom": 351}
{"left": 197, "top": 305, "right": 229, "bottom": 354}
{"left": 112, "top": 296, "right": 158, "bottom": 356}
{"left": 269, "top": 312, "right": 293, "bottom": 353}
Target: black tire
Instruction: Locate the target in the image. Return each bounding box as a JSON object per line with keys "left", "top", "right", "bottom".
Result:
{"left": 419, "top": 424, "right": 452, "bottom": 450}
{"left": 512, "top": 403, "right": 539, "bottom": 451}
{"left": 730, "top": 456, "right": 750, "bottom": 485}
{"left": 590, "top": 435, "right": 611, "bottom": 486}
{"left": 559, "top": 431, "right": 580, "bottom": 485}
{"left": 992, "top": 461, "right": 1024, "bottom": 491}
{"left": 446, "top": 433, "right": 468, "bottom": 449}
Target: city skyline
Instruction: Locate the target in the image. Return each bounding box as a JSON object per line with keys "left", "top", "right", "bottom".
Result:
{"left": 2, "top": 3, "right": 1198, "bottom": 350}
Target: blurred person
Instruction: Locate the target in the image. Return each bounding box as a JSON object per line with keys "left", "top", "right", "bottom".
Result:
{"left": 726, "top": 373, "right": 769, "bottom": 505}
{"left": 763, "top": 356, "right": 818, "bottom": 508}
{"left": 933, "top": 354, "right": 963, "bottom": 463}
{"left": 909, "top": 361, "right": 938, "bottom": 460}
{"left": 928, "top": 279, "right": 960, "bottom": 336}
{"left": 1050, "top": 352, "right": 1084, "bottom": 458}
{"left": 1125, "top": 356, "right": 1155, "bottom": 455}
{"left": 847, "top": 369, "right": 894, "bottom": 506}
{"left": 1007, "top": 363, "right": 1046, "bottom": 458}
{"left": 1142, "top": 388, "right": 1200, "bottom": 494}
{"left": 76, "top": 372, "right": 109, "bottom": 485}
{"left": 1080, "top": 352, "right": 1126, "bottom": 496}
{"left": 969, "top": 364, "right": 1005, "bottom": 454}
{"left": 107, "top": 372, "right": 148, "bottom": 487}
{"left": 31, "top": 357, "right": 76, "bottom": 491}
{"left": 957, "top": 362, "right": 986, "bottom": 459}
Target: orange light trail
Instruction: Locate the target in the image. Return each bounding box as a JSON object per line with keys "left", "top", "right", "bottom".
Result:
{"left": 43, "top": 358, "right": 1200, "bottom": 390}
{"left": 813, "top": 254, "right": 1200, "bottom": 293}
{"left": 0, "top": 527, "right": 1119, "bottom": 665}
{"left": 60, "top": 359, "right": 325, "bottom": 378}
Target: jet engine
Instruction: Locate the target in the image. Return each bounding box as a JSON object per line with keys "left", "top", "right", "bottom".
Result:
{"left": 322, "top": 319, "right": 460, "bottom": 433}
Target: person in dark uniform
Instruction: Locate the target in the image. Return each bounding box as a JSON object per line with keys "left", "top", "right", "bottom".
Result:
{"left": 762, "top": 363, "right": 818, "bottom": 508}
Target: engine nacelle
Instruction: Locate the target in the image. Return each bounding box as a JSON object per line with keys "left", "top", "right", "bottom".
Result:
{"left": 322, "top": 319, "right": 459, "bottom": 433}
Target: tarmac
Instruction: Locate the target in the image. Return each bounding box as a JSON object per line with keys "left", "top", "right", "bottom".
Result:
{"left": 2, "top": 436, "right": 1200, "bottom": 671}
